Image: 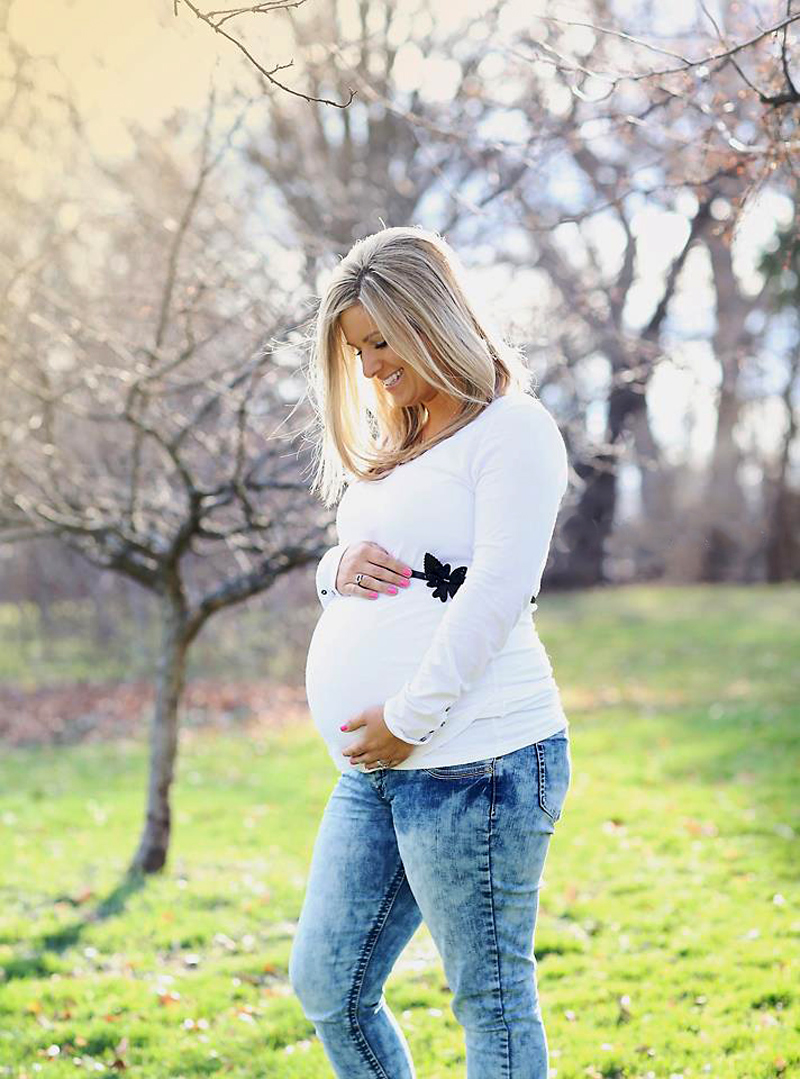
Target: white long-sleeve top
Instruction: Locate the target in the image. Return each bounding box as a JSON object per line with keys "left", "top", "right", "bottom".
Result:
{"left": 305, "top": 390, "right": 570, "bottom": 773}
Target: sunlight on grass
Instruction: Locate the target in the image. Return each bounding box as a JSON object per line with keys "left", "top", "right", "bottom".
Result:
{"left": 1, "top": 585, "right": 798, "bottom": 1076}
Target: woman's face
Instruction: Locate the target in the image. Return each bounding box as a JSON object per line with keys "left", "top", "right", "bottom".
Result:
{"left": 339, "top": 303, "right": 440, "bottom": 409}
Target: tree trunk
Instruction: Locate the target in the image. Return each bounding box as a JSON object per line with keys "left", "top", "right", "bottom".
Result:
{"left": 699, "top": 230, "right": 750, "bottom": 581}
{"left": 129, "top": 595, "right": 190, "bottom": 874}
{"left": 560, "top": 371, "right": 646, "bottom": 587}
{"left": 765, "top": 351, "right": 800, "bottom": 581}
{"left": 557, "top": 202, "right": 715, "bottom": 586}
{"left": 558, "top": 452, "right": 617, "bottom": 588}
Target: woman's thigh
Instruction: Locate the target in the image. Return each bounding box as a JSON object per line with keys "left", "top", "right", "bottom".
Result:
{"left": 484, "top": 734, "right": 572, "bottom": 988}
{"left": 387, "top": 734, "right": 572, "bottom": 1016}
{"left": 289, "top": 770, "right": 424, "bottom": 1022}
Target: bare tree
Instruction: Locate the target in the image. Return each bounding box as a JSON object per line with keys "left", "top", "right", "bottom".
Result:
{"left": 491, "top": 1, "right": 798, "bottom": 584}
{"left": 517, "top": 2, "right": 799, "bottom": 221}
{"left": 258, "top": 0, "right": 799, "bottom": 585}
{"left": 243, "top": 0, "right": 519, "bottom": 259}
{"left": 0, "top": 89, "right": 331, "bottom": 872}
{"left": 172, "top": 0, "right": 356, "bottom": 107}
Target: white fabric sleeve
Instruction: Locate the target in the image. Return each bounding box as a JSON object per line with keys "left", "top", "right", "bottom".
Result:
{"left": 315, "top": 543, "right": 349, "bottom": 609}
{"left": 382, "top": 400, "right": 568, "bottom": 745}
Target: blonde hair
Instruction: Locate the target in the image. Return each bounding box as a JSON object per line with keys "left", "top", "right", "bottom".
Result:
{"left": 303, "top": 224, "right": 535, "bottom": 507}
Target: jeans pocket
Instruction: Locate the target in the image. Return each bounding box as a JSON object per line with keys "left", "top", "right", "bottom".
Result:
{"left": 534, "top": 732, "right": 571, "bottom": 823}
{"left": 422, "top": 757, "right": 495, "bottom": 780}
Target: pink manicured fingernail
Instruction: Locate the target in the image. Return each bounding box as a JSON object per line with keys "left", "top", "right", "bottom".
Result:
{"left": 388, "top": 587, "right": 398, "bottom": 595}
{"left": 369, "top": 591, "right": 379, "bottom": 598}
{"left": 340, "top": 724, "right": 348, "bottom": 731}
{"left": 399, "top": 579, "right": 409, "bottom": 587}
{"left": 403, "top": 568, "right": 412, "bottom": 576}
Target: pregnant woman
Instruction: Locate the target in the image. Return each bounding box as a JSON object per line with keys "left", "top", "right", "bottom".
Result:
{"left": 291, "top": 225, "right": 573, "bottom": 1078}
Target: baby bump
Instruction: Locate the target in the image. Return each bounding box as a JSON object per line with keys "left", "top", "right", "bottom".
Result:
{"left": 305, "top": 590, "right": 443, "bottom": 757}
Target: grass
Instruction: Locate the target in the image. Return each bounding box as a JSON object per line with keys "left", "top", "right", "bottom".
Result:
{"left": 0, "top": 583, "right": 798, "bottom": 1078}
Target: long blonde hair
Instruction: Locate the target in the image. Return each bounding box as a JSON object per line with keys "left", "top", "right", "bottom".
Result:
{"left": 303, "top": 225, "right": 535, "bottom": 508}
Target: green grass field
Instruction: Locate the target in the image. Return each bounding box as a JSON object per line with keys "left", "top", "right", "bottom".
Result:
{"left": 1, "top": 584, "right": 798, "bottom": 1078}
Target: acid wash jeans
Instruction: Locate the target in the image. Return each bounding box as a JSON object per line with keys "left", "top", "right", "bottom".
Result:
{"left": 289, "top": 728, "right": 572, "bottom": 1079}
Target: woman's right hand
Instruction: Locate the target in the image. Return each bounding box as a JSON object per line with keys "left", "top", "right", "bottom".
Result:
{"left": 336, "top": 542, "right": 413, "bottom": 599}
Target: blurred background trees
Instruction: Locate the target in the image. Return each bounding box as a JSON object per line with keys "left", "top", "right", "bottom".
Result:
{"left": 4, "top": 0, "right": 797, "bottom": 602}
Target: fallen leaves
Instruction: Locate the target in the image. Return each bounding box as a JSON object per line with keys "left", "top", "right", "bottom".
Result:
{"left": 0, "top": 679, "right": 308, "bottom": 747}
{"left": 32, "top": 1034, "right": 129, "bottom": 1071}
{"left": 682, "top": 818, "right": 719, "bottom": 837}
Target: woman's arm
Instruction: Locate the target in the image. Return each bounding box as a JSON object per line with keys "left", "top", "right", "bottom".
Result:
{"left": 382, "top": 399, "right": 569, "bottom": 745}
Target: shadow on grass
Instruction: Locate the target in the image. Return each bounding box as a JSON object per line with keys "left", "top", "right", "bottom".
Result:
{"left": 4, "top": 868, "right": 149, "bottom": 981}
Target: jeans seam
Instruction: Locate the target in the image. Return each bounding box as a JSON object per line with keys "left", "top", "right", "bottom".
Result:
{"left": 485, "top": 768, "right": 512, "bottom": 1078}
{"left": 346, "top": 859, "right": 408, "bottom": 1077}
{"left": 423, "top": 763, "right": 494, "bottom": 779}
{"left": 535, "top": 741, "right": 556, "bottom": 822}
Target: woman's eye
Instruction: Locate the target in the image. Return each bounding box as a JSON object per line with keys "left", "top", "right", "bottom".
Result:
{"left": 354, "top": 341, "right": 387, "bottom": 358}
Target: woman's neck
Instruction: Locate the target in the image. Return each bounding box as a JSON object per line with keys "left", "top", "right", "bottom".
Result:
{"left": 420, "top": 401, "right": 464, "bottom": 442}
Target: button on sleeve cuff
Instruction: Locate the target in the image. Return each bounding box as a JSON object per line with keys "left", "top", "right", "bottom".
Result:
{"left": 315, "top": 543, "right": 349, "bottom": 609}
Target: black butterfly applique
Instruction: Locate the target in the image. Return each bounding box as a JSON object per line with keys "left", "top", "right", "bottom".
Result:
{"left": 422, "top": 552, "right": 468, "bottom": 602}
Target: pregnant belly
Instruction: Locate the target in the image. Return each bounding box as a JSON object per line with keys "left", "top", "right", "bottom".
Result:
{"left": 305, "top": 589, "right": 445, "bottom": 762}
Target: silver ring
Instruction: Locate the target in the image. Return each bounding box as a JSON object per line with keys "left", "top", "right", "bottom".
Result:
{"left": 375, "top": 759, "right": 388, "bottom": 768}
{"left": 355, "top": 572, "right": 364, "bottom": 586}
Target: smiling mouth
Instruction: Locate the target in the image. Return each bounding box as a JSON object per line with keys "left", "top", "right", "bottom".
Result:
{"left": 382, "top": 368, "right": 404, "bottom": 388}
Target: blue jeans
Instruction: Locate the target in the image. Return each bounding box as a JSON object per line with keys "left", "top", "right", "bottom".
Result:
{"left": 289, "top": 729, "right": 572, "bottom": 1078}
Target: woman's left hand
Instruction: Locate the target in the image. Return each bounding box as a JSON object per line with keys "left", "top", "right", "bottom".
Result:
{"left": 341, "top": 705, "right": 417, "bottom": 769}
